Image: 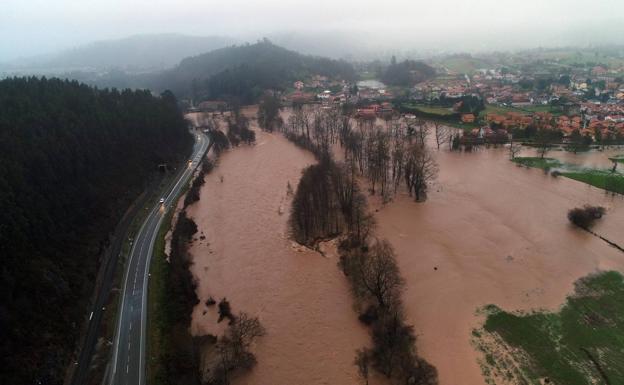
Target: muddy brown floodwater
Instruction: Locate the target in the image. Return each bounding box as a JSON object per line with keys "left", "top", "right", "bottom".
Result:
{"left": 186, "top": 107, "right": 624, "bottom": 384}
{"left": 186, "top": 110, "right": 371, "bottom": 385}
{"left": 520, "top": 146, "right": 624, "bottom": 169}
{"left": 374, "top": 145, "right": 624, "bottom": 385}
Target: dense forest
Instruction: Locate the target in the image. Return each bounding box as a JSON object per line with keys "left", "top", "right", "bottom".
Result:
{"left": 37, "top": 40, "right": 356, "bottom": 105}
{"left": 0, "top": 77, "right": 193, "bottom": 384}
{"left": 381, "top": 57, "right": 436, "bottom": 86}
{"left": 130, "top": 40, "right": 355, "bottom": 104}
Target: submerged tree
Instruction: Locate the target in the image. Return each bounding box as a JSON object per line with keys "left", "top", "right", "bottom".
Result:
{"left": 354, "top": 349, "right": 371, "bottom": 385}
{"left": 404, "top": 143, "right": 438, "bottom": 202}
{"left": 258, "top": 94, "right": 282, "bottom": 132}
{"left": 567, "top": 206, "right": 606, "bottom": 229}
{"left": 534, "top": 128, "right": 557, "bottom": 158}
{"left": 433, "top": 122, "right": 449, "bottom": 150}
{"left": 348, "top": 239, "right": 404, "bottom": 309}
{"left": 206, "top": 313, "right": 265, "bottom": 385}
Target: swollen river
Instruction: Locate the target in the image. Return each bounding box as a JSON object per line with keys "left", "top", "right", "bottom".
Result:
{"left": 187, "top": 109, "right": 624, "bottom": 384}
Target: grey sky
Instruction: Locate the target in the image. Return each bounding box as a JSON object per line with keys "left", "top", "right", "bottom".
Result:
{"left": 1, "top": 0, "right": 623, "bottom": 61}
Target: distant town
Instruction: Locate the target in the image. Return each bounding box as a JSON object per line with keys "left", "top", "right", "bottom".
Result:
{"left": 191, "top": 49, "right": 624, "bottom": 148}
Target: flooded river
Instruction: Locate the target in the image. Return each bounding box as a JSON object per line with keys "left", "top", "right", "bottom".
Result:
{"left": 186, "top": 111, "right": 371, "bottom": 384}
{"left": 374, "top": 146, "right": 624, "bottom": 385}
{"left": 186, "top": 108, "right": 624, "bottom": 384}
{"left": 520, "top": 146, "right": 624, "bottom": 169}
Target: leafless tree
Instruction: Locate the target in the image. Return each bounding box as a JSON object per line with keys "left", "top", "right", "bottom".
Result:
{"left": 228, "top": 313, "right": 266, "bottom": 357}
{"left": 354, "top": 349, "right": 371, "bottom": 385}
{"left": 365, "top": 128, "right": 391, "bottom": 196}
{"left": 509, "top": 135, "right": 522, "bottom": 160}
{"left": 433, "top": 122, "right": 449, "bottom": 150}
{"left": 207, "top": 313, "right": 265, "bottom": 385}
{"left": 348, "top": 239, "right": 404, "bottom": 309}
{"left": 415, "top": 119, "right": 430, "bottom": 147}
{"left": 404, "top": 143, "right": 438, "bottom": 202}
{"left": 534, "top": 128, "right": 556, "bottom": 159}
{"left": 391, "top": 139, "right": 405, "bottom": 194}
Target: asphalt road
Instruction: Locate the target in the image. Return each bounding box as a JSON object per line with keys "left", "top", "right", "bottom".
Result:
{"left": 108, "top": 131, "right": 210, "bottom": 385}
{"left": 69, "top": 176, "right": 159, "bottom": 385}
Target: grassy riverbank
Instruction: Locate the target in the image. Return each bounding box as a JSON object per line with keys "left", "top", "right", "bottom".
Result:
{"left": 474, "top": 271, "right": 624, "bottom": 385}
{"left": 513, "top": 156, "right": 624, "bottom": 195}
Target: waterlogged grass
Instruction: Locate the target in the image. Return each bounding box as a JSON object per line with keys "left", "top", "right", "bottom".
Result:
{"left": 513, "top": 156, "right": 624, "bottom": 195}
{"left": 477, "top": 271, "right": 624, "bottom": 385}
{"left": 562, "top": 170, "right": 624, "bottom": 195}
{"left": 512, "top": 157, "right": 562, "bottom": 170}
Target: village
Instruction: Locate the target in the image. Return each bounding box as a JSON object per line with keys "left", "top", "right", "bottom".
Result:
{"left": 186, "top": 55, "right": 624, "bottom": 147}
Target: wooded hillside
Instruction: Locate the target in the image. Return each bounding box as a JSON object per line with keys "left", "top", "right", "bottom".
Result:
{"left": 0, "top": 77, "right": 193, "bottom": 384}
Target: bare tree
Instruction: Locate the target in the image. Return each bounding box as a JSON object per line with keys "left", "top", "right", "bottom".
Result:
{"left": 349, "top": 239, "right": 404, "bottom": 309}
{"left": 404, "top": 143, "right": 438, "bottom": 202}
{"left": 365, "top": 128, "right": 391, "bottom": 196}
{"left": 258, "top": 94, "right": 282, "bottom": 132}
{"left": 534, "top": 128, "right": 555, "bottom": 159}
{"left": 354, "top": 349, "right": 371, "bottom": 385}
{"left": 509, "top": 135, "right": 522, "bottom": 160}
{"left": 433, "top": 122, "right": 449, "bottom": 150}
{"left": 415, "top": 119, "right": 430, "bottom": 147}
{"left": 228, "top": 313, "right": 266, "bottom": 358}
{"left": 207, "top": 313, "right": 265, "bottom": 385}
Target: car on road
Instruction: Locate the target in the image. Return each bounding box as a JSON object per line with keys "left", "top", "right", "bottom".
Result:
{"left": 159, "top": 198, "right": 165, "bottom": 205}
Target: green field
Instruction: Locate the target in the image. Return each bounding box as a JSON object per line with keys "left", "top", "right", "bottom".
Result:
{"left": 513, "top": 157, "right": 624, "bottom": 195}
{"left": 406, "top": 103, "right": 456, "bottom": 116}
{"left": 435, "top": 57, "right": 491, "bottom": 74}
{"left": 474, "top": 271, "right": 624, "bottom": 385}
{"left": 484, "top": 104, "right": 562, "bottom": 117}
{"left": 512, "top": 157, "right": 562, "bottom": 170}
{"left": 563, "top": 170, "right": 624, "bottom": 195}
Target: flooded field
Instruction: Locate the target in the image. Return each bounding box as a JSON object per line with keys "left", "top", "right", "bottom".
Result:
{"left": 520, "top": 146, "right": 624, "bottom": 169}
{"left": 374, "top": 146, "right": 624, "bottom": 385}
{"left": 186, "top": 108, "right": 624, "bottom": 385}
{"left": 186, "top": 112, "right": 371, "bottom": 384}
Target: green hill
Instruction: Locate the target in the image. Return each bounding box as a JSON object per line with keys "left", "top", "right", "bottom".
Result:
{"left": 0, "top": 77, "right": 192, "bottom": 384}
{"left": 150, "top": 39, "right": 356, "bottom": 103}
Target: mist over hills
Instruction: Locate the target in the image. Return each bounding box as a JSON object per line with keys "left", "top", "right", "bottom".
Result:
{"left": 142, "top": 40, "right": 355, "bottom": 102}
{"left": 0, "top": 34, "right": 236, "bottom": 74}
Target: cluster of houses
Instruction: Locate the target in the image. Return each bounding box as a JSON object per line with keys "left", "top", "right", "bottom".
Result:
{"left": 188, "top": 57, "right": 624, "bottom": 145}
{"left": 285, "top": 76, "right": 395, "bottom": 107}
{"left": 355, "top": 102, "right": 394, "bottom": 119}
{"left": 410, "top": 61, "right": 624, "bottom": 142}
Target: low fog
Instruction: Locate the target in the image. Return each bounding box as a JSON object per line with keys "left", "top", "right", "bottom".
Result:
{"left": 2, "top": 0, "right": 623, "bottom": 62}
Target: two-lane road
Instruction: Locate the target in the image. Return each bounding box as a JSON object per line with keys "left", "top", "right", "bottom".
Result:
{"left": 108, "top": 131, "right": 209, "bottom": 385}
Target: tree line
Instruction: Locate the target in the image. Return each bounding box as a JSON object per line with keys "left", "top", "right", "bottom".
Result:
{"left": 381, "top": 57, "right": 436, "bottom": 86}
{"left": 340, "top": 238, "right": 438, "bottom": 385}
{"left": 281, "top": 104, "right": 438, "bottom": 385}
{"left": 0, "top": 77, "right": 193, "bottom": 385}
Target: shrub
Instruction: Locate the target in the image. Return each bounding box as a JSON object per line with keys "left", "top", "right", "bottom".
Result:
{"left": 358, "top": 305, "right": 380, "bottom": 325}
{"left": 217, "top": 298, "right": 234, "bottom": 323}
{"left": 567, "top": 205, "right": 606, "bottom": 229}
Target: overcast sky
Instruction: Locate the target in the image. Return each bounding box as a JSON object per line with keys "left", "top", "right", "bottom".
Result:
{"left": 1, "top": 0, "right": 623, "bottom": 61}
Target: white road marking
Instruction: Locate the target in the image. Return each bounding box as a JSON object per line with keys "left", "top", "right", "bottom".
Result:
{"left": 109, "top": 134, "right": 208, "bottom": 385}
